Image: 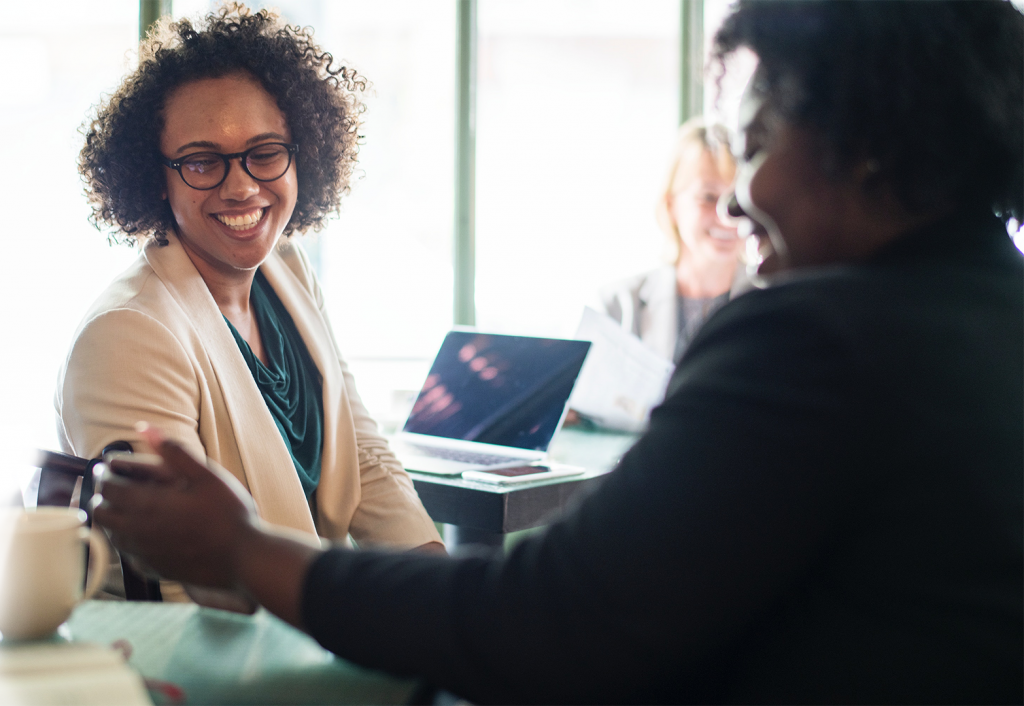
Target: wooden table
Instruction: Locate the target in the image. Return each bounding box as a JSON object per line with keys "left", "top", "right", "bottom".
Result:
{"left": 409, "top": 427, "right": 639, "bottom": 548}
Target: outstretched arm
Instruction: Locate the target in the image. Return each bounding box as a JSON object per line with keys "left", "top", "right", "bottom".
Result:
{"left": 93, "top": 426, "right": 320, "bottom": 628}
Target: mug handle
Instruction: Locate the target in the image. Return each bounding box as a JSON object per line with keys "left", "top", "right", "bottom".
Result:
{"left": 79, "top": 527, "right": 111, "bottom": 599}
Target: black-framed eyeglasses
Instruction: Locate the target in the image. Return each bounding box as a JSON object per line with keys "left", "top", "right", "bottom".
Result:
{"left": 160, "top": 142, "right": 299, "bottom": 190}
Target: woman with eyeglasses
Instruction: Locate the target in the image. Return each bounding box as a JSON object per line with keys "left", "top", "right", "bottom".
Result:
{"left": 57, "top": 4, "right": 443, "bottom": 608}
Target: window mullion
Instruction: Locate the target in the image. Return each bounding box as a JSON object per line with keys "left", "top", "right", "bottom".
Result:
{"left": 454, "top": 0, "right": 477, "bottom": 327}
{"left": 679, "top": 0, "right": 704, "bottom": 123}
{"left": 139, "top": 0, "right": 172, "bottom": 41}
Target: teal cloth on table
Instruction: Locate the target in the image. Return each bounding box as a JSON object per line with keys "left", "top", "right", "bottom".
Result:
{"left": 224, "top": 270, "right": 324, "bottom": 497}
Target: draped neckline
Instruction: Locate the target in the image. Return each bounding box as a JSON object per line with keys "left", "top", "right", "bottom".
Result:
{"left": 223, "top": 270, "right": 325, "bottom": 498}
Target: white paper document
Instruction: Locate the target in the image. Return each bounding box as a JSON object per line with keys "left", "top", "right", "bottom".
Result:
{"left": 568, "top": 307, "right": 675, "bottom": 432}
{"left": 0, "top": 642, "right": 151, "bottom": 705}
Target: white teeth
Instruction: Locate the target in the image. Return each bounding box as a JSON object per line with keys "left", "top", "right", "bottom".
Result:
{"left": 215, "top": 209, "right": 264, "bottom": 230}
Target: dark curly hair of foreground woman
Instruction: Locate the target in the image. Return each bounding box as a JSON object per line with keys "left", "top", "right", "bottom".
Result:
{"left": 711, "top": 0, "right": 1023, "bottom": 225}
{"left": 80, "top": 2, "right": 365, "bottom": 244}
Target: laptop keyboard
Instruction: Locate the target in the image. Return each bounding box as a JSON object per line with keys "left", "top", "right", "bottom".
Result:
{"left": 404, "top": 443, "right": 524, "bottom": 467}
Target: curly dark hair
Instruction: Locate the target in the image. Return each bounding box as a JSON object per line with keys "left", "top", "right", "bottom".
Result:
{"left": 80, "top": 2, "right": 365, "bottom": 244}
{"left": 711, "top": 0, "right": 1024, "bottom": 224}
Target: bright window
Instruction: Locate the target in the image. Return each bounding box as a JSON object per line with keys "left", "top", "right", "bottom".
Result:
{"left": 474, "top": 0, "right": 680, "bottom": 339}
{"left": 314, "top": 1, "right": 457, "bottom": 428}
{"left": 0, "top": 0, "right": 139, "bottom": 480}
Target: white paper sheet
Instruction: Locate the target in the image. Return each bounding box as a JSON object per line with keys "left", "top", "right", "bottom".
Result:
{"left": 0, "top": 642, "right": 151, "bottom": 705}
{"left": 568, "top": 307, "right": 675, "bottom": 432}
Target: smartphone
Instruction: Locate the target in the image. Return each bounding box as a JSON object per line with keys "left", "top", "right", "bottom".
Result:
{"left": 461, "top": 463, "right": 586, "bottom": 485}
{"left": 100, "top": 451, "right": 164, "bottom": 481}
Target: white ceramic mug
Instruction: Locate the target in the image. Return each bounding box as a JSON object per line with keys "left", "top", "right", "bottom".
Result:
{"left": 0, "top": 507, "right": 109, "bottom": 640}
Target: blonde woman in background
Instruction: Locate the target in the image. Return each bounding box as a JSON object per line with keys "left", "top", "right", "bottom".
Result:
{"left": 601, "top": 118, "right": 743, "bottom": 364}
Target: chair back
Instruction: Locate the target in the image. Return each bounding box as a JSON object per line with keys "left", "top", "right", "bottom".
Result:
{"left": 35, "top": 450, "right": 94, "bottom": 516}
{"left": 34, "top": 443, "right": 162, "bottom": 602}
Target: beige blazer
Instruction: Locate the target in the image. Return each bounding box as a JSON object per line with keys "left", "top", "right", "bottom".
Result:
{"left": 56, "top": 233, "right": 441, "bottom": 562}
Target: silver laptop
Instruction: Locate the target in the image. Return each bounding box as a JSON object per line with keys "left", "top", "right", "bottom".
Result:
{"left": 392, "top": 331, "right": 591, "bottom": 475}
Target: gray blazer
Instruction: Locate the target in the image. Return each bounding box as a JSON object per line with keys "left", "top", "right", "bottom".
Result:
{"left": 600, "top": 266, "right": 750, "bottom": 362}
{"left": 599, "top": 266, "right": 679, "bottom": 362}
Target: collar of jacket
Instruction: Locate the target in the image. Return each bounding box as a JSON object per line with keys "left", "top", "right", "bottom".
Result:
{"left": 140, "top": 231, "right": 325, "bottom": 537}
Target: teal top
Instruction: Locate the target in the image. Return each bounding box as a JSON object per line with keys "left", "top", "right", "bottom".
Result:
{"left": 224, "top": 270, "right": 324, "bottom": 498}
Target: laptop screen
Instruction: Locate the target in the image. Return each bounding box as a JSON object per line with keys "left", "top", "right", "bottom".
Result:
{"left": 403, "top": 332, "right": 591, "bottom": 451}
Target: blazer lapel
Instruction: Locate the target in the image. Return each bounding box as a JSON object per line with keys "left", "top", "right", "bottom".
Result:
{"left": 258, "top": 242, "right": 352, "bottom": 524}
{"left": 142, "top": 234, "right": 317, "bottom": 536}
{"left": 637, "top": 266, "right": 678, "bottom": 362}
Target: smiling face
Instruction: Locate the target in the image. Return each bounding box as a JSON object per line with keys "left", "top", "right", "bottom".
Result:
{"left": 733, "top": 71, "right": 883, "bottom": 272}
{"left": 160, "top": 73, "right": 297, "bottom": 279}
{"left": 669, "top": 146, "right": 741, "bottom": 267}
